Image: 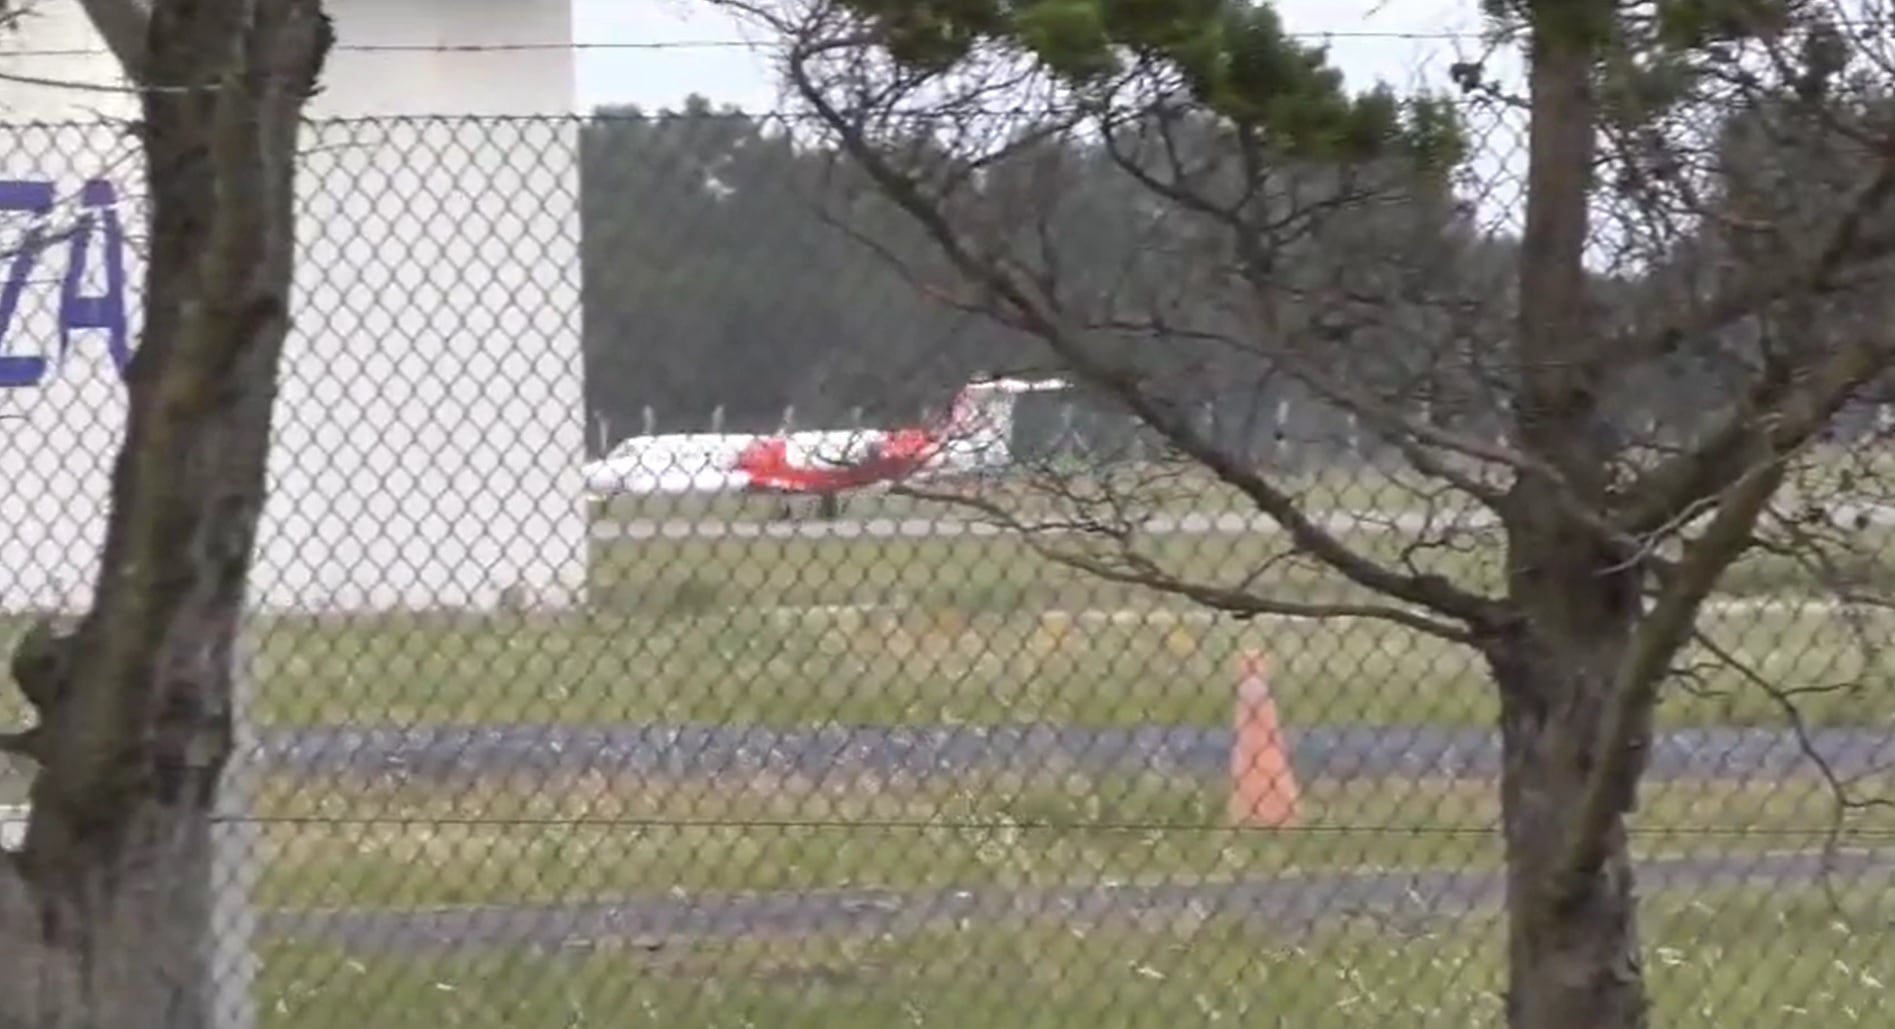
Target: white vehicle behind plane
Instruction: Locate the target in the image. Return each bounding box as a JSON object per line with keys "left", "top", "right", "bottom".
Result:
{"left": 582, "top": 376, "right": 1067, "bottom": 517}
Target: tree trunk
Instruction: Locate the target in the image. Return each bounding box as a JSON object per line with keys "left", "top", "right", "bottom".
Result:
{"left": 1486, "top": 570, "right": 1654, "bottom": 1029}
{"left": 0, "top": 2, "right": 331, "bottom": 1026}
{"left": 1494, "top": 6, "right": 1656, "bottom": 1024}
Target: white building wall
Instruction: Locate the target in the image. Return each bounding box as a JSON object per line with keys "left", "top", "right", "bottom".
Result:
{"left": 0, "top": 0, "right": 588, "bottom": 613}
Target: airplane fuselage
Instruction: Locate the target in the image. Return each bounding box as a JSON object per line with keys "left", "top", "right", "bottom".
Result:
{"left": 581, "top": 428, "right": 897, "bottom": 498}
{"left": 580, "top": 377, "right": 1065, "bottom": 511}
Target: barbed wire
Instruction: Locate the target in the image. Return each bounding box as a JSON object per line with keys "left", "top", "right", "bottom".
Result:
{"left": 211, "top": 814, "right": 1895, "bottom": 837}
{"left": 2, "top": 15, "right": 1889, "bottom": 61}
{"left": 0, "top": 6, "right": 1884, "bottom": 72}
{"left": 0, "top": 30, "right": 1516, "bottom": 60}
{"left": 0, "top": 91, "right": 1533, "bottom": 125}
{"left": 0, "top": 103, "right": 1527, "bottom": 126}
{"left": 0, "top": 31, "right": 1500, "bottom": 97}
{"left": 0, "top": 19, "right": 1869, "bottom": 100}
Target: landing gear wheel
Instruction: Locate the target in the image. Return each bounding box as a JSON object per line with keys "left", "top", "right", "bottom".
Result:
{"left": 818, "top": 493, "right": 842, "bottom": 520}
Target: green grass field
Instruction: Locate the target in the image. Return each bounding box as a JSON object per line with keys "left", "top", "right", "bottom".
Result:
{"left": 586, "top": 448, "right": 1895, "bottom": 627}
{"left": 587, "top": 517, "right": 1895, "bottom": 617}
{"left": 198, "top": 600, "right": 1892, "bottom": 730}
{"left": 11, "top": 460, "right": 1895, "bottom": 1025}
{"left": 249, "top": 768, "right": 1895, "bottom": 911}
{"left": 591, "top": 463, "right": 1427, "bottom": 524}
{"left": 241, "top": 762, "right": 1895, "bottom": 1026}
{"left": 0, "top": 596, "right": 1872, "bottom": 731}
{"left": 591, "top": 448, "right": 1895, "bottom": 530}
{"left": 255, "top": 884, "right": 1895, "bottom": 1027}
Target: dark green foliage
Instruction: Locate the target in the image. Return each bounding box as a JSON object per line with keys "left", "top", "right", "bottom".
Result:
{"left": 1652, "top": 0, "right": 1792, "bottom": 49}
{"left": 576, "top": 93, "right": 1492, "bottom": 459}
{"left": 1012, "top": 0, "right": 1116, "bottom": 80}
{"left": 839, "top": 0, "right": 1007, "bottom": 71}
{"left": 579, "top": 97, "right": 1052, "bottom": 452}
{"left": 836, "top": 0, "right": 1464, "bottom": 167}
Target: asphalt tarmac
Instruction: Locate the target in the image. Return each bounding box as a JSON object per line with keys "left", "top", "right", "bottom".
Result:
{"left": 252, "top": 721, "right": 1895, "bottom": 785}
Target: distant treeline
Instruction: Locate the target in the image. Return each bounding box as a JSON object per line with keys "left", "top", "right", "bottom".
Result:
{"left": 579, "top": 94, "right": 1894, "bottom": 462}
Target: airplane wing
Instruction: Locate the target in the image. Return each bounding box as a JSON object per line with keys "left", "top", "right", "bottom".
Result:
{"left": 737, "top": 430, "right": 941, "bottom": 494}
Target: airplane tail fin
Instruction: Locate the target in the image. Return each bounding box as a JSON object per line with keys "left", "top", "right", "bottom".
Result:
{"left": 941, "top": 382, "right": 1005, "bottom": 445}
{"left": 942, "top": 384, "right": 982, "bottom": 436}
{"left": 937, "top": 376, "right": 1068, "bottom": 467}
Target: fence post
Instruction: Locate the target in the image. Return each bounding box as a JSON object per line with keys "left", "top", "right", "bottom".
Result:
{"left": 210, "top": 628, "right": 261, "bottom": 1029}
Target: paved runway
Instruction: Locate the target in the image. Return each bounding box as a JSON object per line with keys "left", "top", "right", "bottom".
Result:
{"left": 232, "top": 720, "right": 1895, "bottom": 953}
{"left": 252, "top": 721, "right": 1895, "bottom": 784}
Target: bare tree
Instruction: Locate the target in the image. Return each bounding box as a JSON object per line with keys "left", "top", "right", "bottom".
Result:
{"left": 714, "top": 1, "right": 1895, "bottom": 1026}
{"left": 0, "top": 0, "right": 332, "bottom": 1024}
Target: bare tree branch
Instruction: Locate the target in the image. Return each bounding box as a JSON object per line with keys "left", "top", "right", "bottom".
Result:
{"left": 1558, "top": 450, "right": 1787, "bottom": 899}
{"left": 1089, "top": 110, "right": 1541, "bottom": 492}
{"left": 785, "top": 40, "right": 1502, "bottom": 631}
{"left": 1688, "top": 625, "right": 1894, "bottom": 921}
{"left": 1614, "top": 329, "right": 1893, "bottom": 535}
{"left": 1611, "top": 103, "right": 1895, "bottom": 533}
{"left": 75, "top": 0, "right": 152, "bottom": 82}
{"left": 888, "top": 478, "right": 1478, "bottom": 642}
{"left": 1089, "top": 313, "right": 1514, "bottom": 506}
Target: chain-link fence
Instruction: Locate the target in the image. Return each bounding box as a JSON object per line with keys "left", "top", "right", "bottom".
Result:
{"left": 1, "top": 91, "right": 1893, "bottom": 1028}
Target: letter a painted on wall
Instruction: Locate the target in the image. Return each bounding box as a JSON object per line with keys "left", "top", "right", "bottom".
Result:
{"left": 0, "top": 178, "right": 130, "bottom": 388}
{"left": 60, "top": 180, "right": 130, "bottom": 374}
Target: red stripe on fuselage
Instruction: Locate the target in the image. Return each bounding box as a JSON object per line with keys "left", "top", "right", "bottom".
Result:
{"left": 732, "top": 431, "right": 944, "bottom": 494}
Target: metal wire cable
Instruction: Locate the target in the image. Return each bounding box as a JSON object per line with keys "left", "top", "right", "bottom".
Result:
{"left": 0, "top": 29, "right": 1534, "bottom": 59}
{"left": 212, "top": 814, "right": 1895, "bottom": 837}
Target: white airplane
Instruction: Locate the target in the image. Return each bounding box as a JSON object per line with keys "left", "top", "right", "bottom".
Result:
{"left": 582, "top": 376, "right": 1068, "bottom": 519}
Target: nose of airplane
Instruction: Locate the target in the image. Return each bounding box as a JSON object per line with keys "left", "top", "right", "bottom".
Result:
{"left": 582, "top": 461, "right": 626, "bottom": 496}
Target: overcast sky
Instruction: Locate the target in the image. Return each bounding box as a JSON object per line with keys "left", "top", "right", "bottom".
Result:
{"left": 573, "top": 0, "right": 1510, "bottom": 113}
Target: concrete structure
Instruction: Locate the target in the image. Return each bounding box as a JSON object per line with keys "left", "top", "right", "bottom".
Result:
{"left": 0, "top": 0, "right": 588, "bottom": 613}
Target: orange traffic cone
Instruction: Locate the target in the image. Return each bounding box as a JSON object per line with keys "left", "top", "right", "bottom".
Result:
{"left": 1229, "top": 651, "right": 1300, "bottom": 827}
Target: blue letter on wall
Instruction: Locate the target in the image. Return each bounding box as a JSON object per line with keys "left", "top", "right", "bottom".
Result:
{"left": 0, "top": 178, "right": 129, "bottom": 388}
